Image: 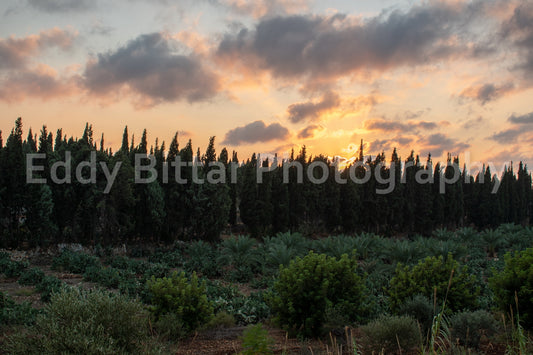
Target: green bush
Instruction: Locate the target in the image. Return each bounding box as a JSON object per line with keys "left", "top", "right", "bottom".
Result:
{"left": 184, "top": 241, "right": 221, "bottom": 278}
{"left": 18, "top": 267, "right": 45, "bottom": 286}
{"left": 240, "top": 324, "right": 274, "bottom": 355}
{"left": 51, "top": 250, "right": 99, "bottom": 274}
{"left": 489, "top": 247, "right": 533, "bottom": 329}
{"left": 450, "top": 310, "right": 498, "bottom": 349}
{"left": 147, "top": 271, "right": 213, "bottom": 333}
{"left": 154, "top": 312, "right": 187, "bottom": 341}
{"left": 0, "top": 291, "right": 39, "bottom": 326}
{"left": 203, "top": 311, "right": 236, "bottom": 330}
{"left": 268, "top": 251, "right": 366, "bottom": 338}
{"left": 360, "top": 315, "right": 421, "bottom": 354}
{"left": 36, "top": 275, "right": 63, "bottom": 302}
{"left": 397, "top": 294, "right": 435, "bottom": 337}
{"left": 388, "top": 254, "right": 479, "bottom": 313}
{"left": 83, "top": 265, "right": 122, "bottom": 288}
{"left": 0, "top": 256, "right": 28, "bottom": 278}
{"left": 4, "top": 287, "right": 149, "bottom": 354}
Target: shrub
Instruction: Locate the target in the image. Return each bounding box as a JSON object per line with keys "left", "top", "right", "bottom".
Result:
{"left": 388, "top": 254, "right": 480, "bottom": 313}
{"left": 360, "top": 315, "right": 421, "bottom": 354}
{"left": 268, "top": 251, "right": 366, "bottom": 338}
{"left": 4, "top": 287, "right": 149, "bottom": 354}
{"left": 18, "top": 267, "right": 45, "bottom": 286}
{"left": 489, "top": 247, "right": 533, "bottom": 329}
{"left": 51, "top": 250, "right": 99, "bottom": 274}
{"left": 147, "top": 271, "right": 213, "bottom": 333}
{"left": 0, "top": 291, "right": 39, "bottom": 326}
{"left": 184, "top": 240, "right": 221, "bottom": 278}
{"left": 154, "top": 312, "right": 187, "bottom": 341}
{"left": 36, "top": 275, "right": 63, "bottom": 302}
{"left": 0, "top": 257, "right": 28, "bottom": 278}
{"left": 83, "top": 265, "right": 122, "bottom": 288}
{"left": 450, "top": 310, "right": 498, "bottom": 349}
{"left": 240, "top": 324, "right": 274, "bottom": 355}
{"left": 203, "top": 311, "right": 236, "bottom": 330}
{"left": 397, "top": 294, "right": 435, "bottom": 338}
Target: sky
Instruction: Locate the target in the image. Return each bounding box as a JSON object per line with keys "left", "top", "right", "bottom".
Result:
{"left": 1, "top": 0, "right": 533, "bottom": 171}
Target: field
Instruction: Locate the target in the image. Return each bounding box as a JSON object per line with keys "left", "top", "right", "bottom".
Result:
{"left": 1, "top": 224, "right": 533, "bottom": 354}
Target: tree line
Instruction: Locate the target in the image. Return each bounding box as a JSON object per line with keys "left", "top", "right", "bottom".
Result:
{"left": 0, "top": 118, "right": 531, "bottom": 248}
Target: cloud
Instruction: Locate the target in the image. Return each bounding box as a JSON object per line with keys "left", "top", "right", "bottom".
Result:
{"left": 219, "top": 0, "right": 310, "bottom": 18}
{"left": 508, "top": 112, "right": 533, "bottom": 124}
{"left": 297, "top": 124, "right": 324, "bottom": 139}
{"left": 487, "top": 112, "right": 533, "bottom": 143}
{"left": 501, "top": 2, "right": 533, "bottom": 79}
{"left": 0, "top": 64, "right": 79, "bottom": 102}
{"left": 217, "top": 1, "right": 490, "bottom": 90}
{"left": 417, "top": 133, "right": 470, "bottom": 157}
{"left": 222, "top": 120, "right": 290, "bottom": 145}
{"left": 0, "top": 28, "right": 77, "bottom": 70}
{"left": 458, "top": 82, "right": 515, "bottom": 105}
{"left": 489, "top": 128, "right": 522, "bottom": 144}
{"left": 27, "top": 0, "right": 95, "bottom": 13}
{"left": 364, "top": 118, "right": 439, "bottom": 132}
{"left": 83, "top": 33, "right": 220, "bottom": 106}
{"left": 367, "top": 136, "right": 414, "bottom": 154}
{"left": 461, "top": 116, "right": 485, "bottom": 129}
{"left": 287, "top": 92, "right": 340, "bottom": 123}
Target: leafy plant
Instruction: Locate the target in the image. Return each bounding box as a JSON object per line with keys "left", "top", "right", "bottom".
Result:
{"left": 36, "top": 275, "right": 63, "bottom": 302}
{"left": 17, "top": 267, "right": 44, "bottom": 285}
{"left": 490, "top": 247, "right": 533, "bottom": 329}
{"left": 240, "top": 324, "right": 274, "bottom": 355}
{"left": 4, "top": 287, "right": 150, "bottom": 354}
{"left": 51, "top": 250, "right": 99, "bottom": 274}
{"left": 388, "top": 254, "right": 479, "bottom": 313}
{"left": 450, "top": 310, "right": 498, "bottom": 348}
{"left": 360, "top": 315, "right": 421, "bottom": 354}
{"left": 147, "top": 271, "right": 213, "bottom": 333}
{"left": 268, "top": 251, "right": 366, "bottom": 338}
{"left": 0, "top": 291, "right": 39, "bottom": 326}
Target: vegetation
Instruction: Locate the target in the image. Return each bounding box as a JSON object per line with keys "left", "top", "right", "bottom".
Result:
{"left": 4, "top": 288, "right": 150, "bottom": 354}
{"left": 147, "top": 271, "right": 213, "bottom": 334}
{"left": 490, "top": 247, "right": 533, "bottom": 329}
{"left": 268, "top": 251, "right": 365, "bottom": 337}
{"left": 388, "top": 254, "right": 480, "bottom": 313}
{"left": 0, "top": 118, "right": 532, "bottom": 247}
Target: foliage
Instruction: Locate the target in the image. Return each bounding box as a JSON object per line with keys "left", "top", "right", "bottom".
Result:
{"left": 154, "top": 312, "right": 187, "bottom": 341}
{"left": 388, "top": 254, "right": 480, "bottom": 313}
{"left": 397, "top": 294, "right": 435, "bottom": 338}
{"left": 0, "top": 254, "right": 28, "bottom": 278}
{"left": 147, "top": 271, "right": 213, "bottom": 333}
{"left": 450, "top": 310, "right": 498, "bottom": 348}
{"left": 203, "top": 311, "right": 236, "bottom": 330}
{"left": 18, "top": 267, "right": 45, "bottom": 285}
{"left": 360, "top": 315, "right": 421, "bottom": 354}
{"left": 239, "top": 324, "right": 274, "bottom": 355}
{"left": 36, "top": 275, "right": 63, "bottom": 302}
{"left": 51, "top": 250, "right": 99, "bottom": 274}
{"left": 489, "top": 247, "right": 533, "bottom": 329}
{"left": 184, "top": 240, "right": 221, "bottom": 278}
{"left": 268, "top": 251, "right": 366, "bottom": 338}
{"left": 0, "top": 291, "right": 39, "bottom": 326}
{"left": 4, "top": 287, "right": 149, "bottom": 354}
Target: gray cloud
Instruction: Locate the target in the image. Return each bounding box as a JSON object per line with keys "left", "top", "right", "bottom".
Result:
{"left": 461, "top": 116, "right": 485, "bottom": 129}
{"left": 368, "top": 135, "right": 414, "bottom": 154}
{"left": 287, "top": 91, "right": 340, "bottom": 123}
{"left": 490, "top": 128, "right": 523, "bottom": 144}
{"left": 502, "top": 3, "right": 533, "bottom": 78}
{"left": 27, "top": 0, "right": 95, "bottom": 13}
{"left": 0, "top": 28, "right": 77, "bottom": 70}
{"left": 223, "top": 120, "right": 290, "bottom": 145}
{"left": 418, "top": 133, "right": 470, "bottom": 157}
{"left": 0, "top": 68, "right": 79, "bottom": 102}
{"left": 217, "top": 2, "right": 489, "bottom": 88}
{"left": 297, "top": 124, "right": 324, "bottom": 139}
{"left": 508, "top": 112, "right": 533, "bottom": 124}
{"left": 83, "top": 33, "right": 220, "bottom": 105}
{"left": 459, "top": 82, "right": 515, "bottom": 105}
{"left": 364, "top": 118, "right": 438, "bottom": 132}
